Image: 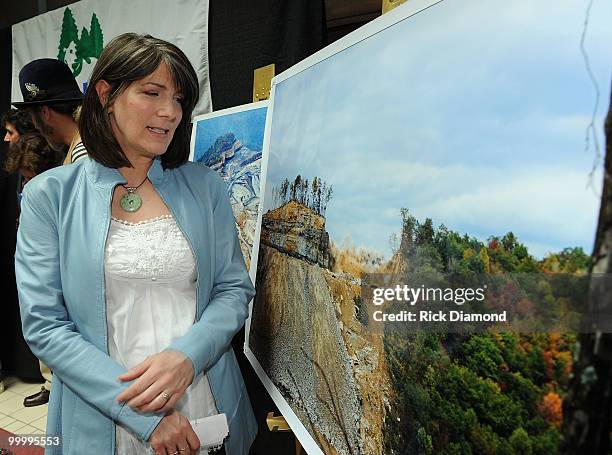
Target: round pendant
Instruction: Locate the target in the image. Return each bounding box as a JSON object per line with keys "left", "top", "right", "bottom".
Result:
{"left": 120, "top": 191, "right": 142, "bottom": 212}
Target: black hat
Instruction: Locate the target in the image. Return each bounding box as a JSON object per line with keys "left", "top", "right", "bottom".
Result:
{"left": 12, "top": 58, "right": 83, "bottom": 108}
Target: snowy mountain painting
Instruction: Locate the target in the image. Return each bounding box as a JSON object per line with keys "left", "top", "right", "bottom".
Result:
{"left": 190, "top": 102, "right": 268, "bottom": 267}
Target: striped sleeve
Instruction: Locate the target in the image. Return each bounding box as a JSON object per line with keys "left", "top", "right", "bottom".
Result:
{"left": 70, "top": 142, "right": 88, "bottom": 163}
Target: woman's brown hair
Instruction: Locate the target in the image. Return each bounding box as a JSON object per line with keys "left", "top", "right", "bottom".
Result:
{"left": 4, "top": 133, "right": 59, "bottom": 176}
{"left": 79, "top": 33, "right": 199, "bottom": 169}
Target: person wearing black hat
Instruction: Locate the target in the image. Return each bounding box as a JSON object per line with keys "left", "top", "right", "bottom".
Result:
{"left": 13, "top": 58, "right": 88, "bottom": 164}
{"left": 11, "top": 59, "right": 87, "bottom": 408}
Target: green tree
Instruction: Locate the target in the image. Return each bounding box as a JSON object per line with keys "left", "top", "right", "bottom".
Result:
{"left": 469, "top": 423, "right": 500, "bottom": 455}
{"left": 290, "top": 174, "right": 301, "bottom": 201}
{"left": 416, "top": 218, "right": 435, "bottom": 245}
{"left": 311, "top": 176, "right": 319, "bottom": 212}
{"left": 73, "top": 27, "right": 92, "bottom": 76}
{"left": 57, "top": 8, "right": 78, "bottom": 62}
{"left": 502, "top": 232, "right": 518, "bottom": 251}
{"left": 279, "top": 178, "right": 289, "bottom": 203}
{"left": 399, "top": 208, "right": 417, "bottom": 254}
{"left": 417, "top": 426, "right": 433, "bottom": 454}
{"left": 509, "top": 427, "right": 533, "bottom": 455}
{"left": 322, "top": 184, "right": 333, "bottom": 216}
{"left": 89, "top": 13, "right": 104, "bottom": 57}
{"left": 463, "top": 335, "right": 504, "bottom": 381}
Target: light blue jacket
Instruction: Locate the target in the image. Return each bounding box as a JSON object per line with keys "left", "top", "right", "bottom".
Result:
{"left": 15, "top": 157, "right": 258, "bottom": 454}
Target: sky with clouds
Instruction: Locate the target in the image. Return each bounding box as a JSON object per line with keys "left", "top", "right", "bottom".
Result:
{"left": 263, "top": 0, "right": 612, "bottom": 259}
{"left": 194, "top": 107, "right": 267, "bottom": 161}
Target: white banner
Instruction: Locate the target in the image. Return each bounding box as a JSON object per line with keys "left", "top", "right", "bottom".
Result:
{"left": 11, "top": 0, "right": 211, "bottom": 117}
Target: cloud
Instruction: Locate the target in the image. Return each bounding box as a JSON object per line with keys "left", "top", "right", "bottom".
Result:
{"left": 322, "top": 162, "right": 600, "bottom": 259}
{"left": 262, "top": 0, "right": 611, "bottom": 260}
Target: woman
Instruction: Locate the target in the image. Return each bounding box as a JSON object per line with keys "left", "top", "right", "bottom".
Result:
{"left": 3, "top": 108, "right": 37, "bottom": 146}
{"left": 6, "top": 132, "right": 60, "bottom": 224}
{"left": 15, "top": 33, "right": 257, "bottom": 455}
{"left": 2, "top": 119, "right": 53, "bottom": 392}
{"left": 4, "top": 132, "right": 59, "bottom": 185}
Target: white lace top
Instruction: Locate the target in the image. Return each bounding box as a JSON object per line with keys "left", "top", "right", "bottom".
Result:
{"left": 104, "top": 215, "right": 217, "bottom": 455}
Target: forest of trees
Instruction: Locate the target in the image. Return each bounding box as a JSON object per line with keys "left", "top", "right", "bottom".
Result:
{"left": 271, "top": 175, "right": 333, "bottom": 216}
{"left": 381, "top": 209, "right": 589, "bottom": 454}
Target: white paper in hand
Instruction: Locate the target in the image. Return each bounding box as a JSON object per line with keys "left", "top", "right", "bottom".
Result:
{"left": 190, "top": 413, "right": 229, "bottom": 451}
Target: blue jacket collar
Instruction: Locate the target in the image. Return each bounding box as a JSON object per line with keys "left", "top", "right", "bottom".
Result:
{"left": 85, "top": 157, "right": 165, "bottom": 189}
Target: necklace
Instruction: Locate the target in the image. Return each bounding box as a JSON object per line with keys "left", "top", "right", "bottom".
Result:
{"left": 119, "top": 176, "right": 148, "bottom": 212}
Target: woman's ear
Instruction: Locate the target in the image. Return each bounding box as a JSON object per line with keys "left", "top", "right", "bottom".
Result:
{"left": 95, "top": 80, "right": 113, "bottom": 112}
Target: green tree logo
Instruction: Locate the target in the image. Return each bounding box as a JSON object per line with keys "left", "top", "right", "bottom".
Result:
{"left": 57, "top": 8, "right": 104, "bottom": 77}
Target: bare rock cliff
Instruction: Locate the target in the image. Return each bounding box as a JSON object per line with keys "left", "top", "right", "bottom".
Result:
{"left": 251, "top": 244, "right": 362, "bottom": 455}
{"left": 261, "top": 201, "right": 331, "bottom": 268}
{"left": 250, "top": 203, "right": 391, "bottom": 455}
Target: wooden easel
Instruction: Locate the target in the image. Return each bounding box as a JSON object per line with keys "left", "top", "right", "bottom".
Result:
{"left": 255, "top": 62, "right": 305, "bottom": 453}
{"left": 253, "top": 64, "right": 275, "bottom": 102}
{"left": 382, "top": 0, "right": 408, "bottom": 14}
{"left": 266, "top": 412, "right": 304, "bottom": 454}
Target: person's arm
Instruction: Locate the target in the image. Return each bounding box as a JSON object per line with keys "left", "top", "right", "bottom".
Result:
{"left": 167, "top": 174, "right": 255, "bottom": 375}
{"left": 15, "top": 183, "right": 163, "bottom": 440}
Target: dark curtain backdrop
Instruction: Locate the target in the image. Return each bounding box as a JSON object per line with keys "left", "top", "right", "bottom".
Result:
{"left": 1, "top": 25, "right": 44, "bottom": 382}
{"left": 0, "top": 27, "right": 10, "bottom": 113}
{"left": 209, "top": 0, "right": 327, "bottom": 110}
{"left": 209, "top": 1, "right": 327, "bottom": 453}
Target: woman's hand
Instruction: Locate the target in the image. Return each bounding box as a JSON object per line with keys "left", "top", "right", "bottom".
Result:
{"left": 116, "top": 350, "right": 194, "bottom": 413}
{"left": 149, "top": 410, "right": 200, "bottom": 455}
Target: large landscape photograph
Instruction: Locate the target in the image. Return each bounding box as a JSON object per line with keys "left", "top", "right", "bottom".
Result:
{"left": 246, "top": 0, "right": 612, "bottom": 454}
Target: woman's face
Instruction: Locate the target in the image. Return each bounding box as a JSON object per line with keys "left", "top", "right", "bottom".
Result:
{"left": 107, "top": 63, "right": 183, "bottom": 162}
{"left": 4, "top": 122, "right": 20, "bottom": 145}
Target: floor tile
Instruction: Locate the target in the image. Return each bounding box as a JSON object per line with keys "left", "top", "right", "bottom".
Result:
{"left": 7, "top": 381, "right": 42, "bottom": 396}
{"left": 31, "top": 415, "right": 47, "bottom": 431}
{"left": 0, "top": 415, "right": 16, "bottom": 427}
{"left": 11, "top": 405, "right": 48, "bottom": 424}
{"left": 16, "top": 424, "right": 39, "bottom": 434}
{"left": 0, "top": 390, "right": 20, "bottom": 404}
{"left": 0, "top": 393, "right": 26, "bottom": 415}
{"left": 3, "top": 419, "right": 28, "bottom": 432}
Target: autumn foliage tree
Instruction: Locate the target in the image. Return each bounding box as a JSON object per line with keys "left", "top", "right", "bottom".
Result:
{"left": 540, "top": 392, "right": 563, "bottom": 429}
